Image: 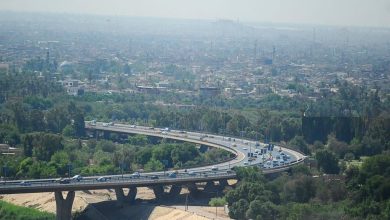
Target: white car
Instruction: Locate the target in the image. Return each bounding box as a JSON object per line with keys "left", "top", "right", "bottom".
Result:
{"left": 243, "top": 148, "right": 248, "bottom": 150}
{"left": 131, "top": 172, "right": 140, "bottom": 178}
{"left": 188, "top": 171, "right": 196, "bottom": 176}
{"left": 72, "top": 175, "right": 82, "bottom": 181}
{"left": 96, "top": 176, "right": 111, "bottom": 182}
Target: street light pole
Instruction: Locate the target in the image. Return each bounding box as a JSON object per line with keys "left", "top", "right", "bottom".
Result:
{"left": 67, "top": 163, "right": 72, "bottom": 179}
{"left": 185, "top": 193, "right": 189, "bottom": 211}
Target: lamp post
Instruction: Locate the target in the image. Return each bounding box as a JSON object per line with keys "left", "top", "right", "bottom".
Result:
{"left": 2, "top": 165, "right": 8, "bottom": 183}
{"left": 240, "top": 130, "right": 245, "bottom": 143}
{"left": 67, "top": 163, "right": 72, "bottom": 179}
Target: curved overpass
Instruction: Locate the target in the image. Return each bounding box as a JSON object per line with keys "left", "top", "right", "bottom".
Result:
{"left": 0, "top": 122, "right": 306, "bottom": 194}
{"left": 0, "top": 122, "right": 306, "bottom": 219}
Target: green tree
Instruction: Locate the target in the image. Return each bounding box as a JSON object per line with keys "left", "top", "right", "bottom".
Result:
{"left": 229, "top": 199, "right": 249, "bottom": 219}
{"left": 144, "top": 159, "right": 164, "bottom": 171}
{"left": 62, "top": 124, "right": 75, "bottom": 137}
{"left": 289, "top": 136, "right": 310, "bottom": 155}
{"left": 315, "top": 150, "right": 340, "bottom": 174}
{"left": 30, "top": 133, "right": 63, "bottom": 161}
{"left": 246, "top": 200, "right": 279, "bottom": 220}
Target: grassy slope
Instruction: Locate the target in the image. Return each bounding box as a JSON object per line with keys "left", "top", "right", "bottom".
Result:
{"left": 0, "top": 200, "right": 55, "bottom": 220}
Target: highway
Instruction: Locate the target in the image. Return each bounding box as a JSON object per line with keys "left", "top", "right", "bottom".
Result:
{"left": 0, "top": 122, "right": 306, "bottom": 194}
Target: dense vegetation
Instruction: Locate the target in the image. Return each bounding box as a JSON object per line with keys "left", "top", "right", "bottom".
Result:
{"left": 0, "top": 200, "right": 55, "bottom": 220}
{"left": 225, "top": 160, "right": 390, "bottom": 220}
{"left": 0, "top": 62, "right": 389, "bottom": 218}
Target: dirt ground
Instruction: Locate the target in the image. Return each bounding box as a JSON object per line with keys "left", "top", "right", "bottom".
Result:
{"left": 0, "top": 180, "right": 236, "bottom": 219}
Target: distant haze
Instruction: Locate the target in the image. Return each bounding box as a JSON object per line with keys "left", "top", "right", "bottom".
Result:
{"left": 1, "top": 0, "right": 390, "bottom": 27}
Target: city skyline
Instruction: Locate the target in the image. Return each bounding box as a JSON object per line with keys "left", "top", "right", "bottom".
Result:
{"left": 1, "top": 0, "right": 390, "bottom": 28}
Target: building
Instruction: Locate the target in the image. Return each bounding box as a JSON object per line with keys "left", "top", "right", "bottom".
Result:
{"left": 199, "top": 87, "right": 220, "bottom": 98}
{"left": 58, "top": 80, "right": 84, "bottom": 96}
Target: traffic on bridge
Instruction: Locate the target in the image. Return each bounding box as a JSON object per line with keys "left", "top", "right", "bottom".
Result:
{"left": 0, "top": 121, "right": 306, "bottom": 220}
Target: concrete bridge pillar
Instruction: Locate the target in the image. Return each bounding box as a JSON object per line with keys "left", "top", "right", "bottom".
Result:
{"left": 115, "top": 187, "right": 137, "bottom": 206}
{"left": 187, "top": 182, "right": 200, "bottom": 194}
{"left": 103, "top": 131, "right": 110, "bottom": 139}
{"left": 55, "top": 191, "right": 75, "bottom": 220}
{"left": 219, "top": 179, "right": 228, "bottom": 190}
{"left": 204, "top": 181, "right": 216, "bottom": 192}
{"left": 152, "top": 185, "right": 164, "bottom": 200}
{"left": 167, "top": 184, "right": 182, "bottom": 198}
{"left": 152, "top": 184, "right": 182, "bottom": 200}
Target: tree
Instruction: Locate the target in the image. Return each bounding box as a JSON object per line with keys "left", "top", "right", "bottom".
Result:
{"left": 50, "top": 151, "right": 70, "bottom": 175}
{"left": 128, "top": 135, "right": 148, "bottom": 146}
{"left": 170, "top": 144, "right": 199, "bottom": 166}
{"left": 229, "top": 199, "right": 249, "bottom": 219}
{"left": 209, "top": 197, "right": 226, "bottom": 207}
{"left": 327, "top": 134, "right": 349, "bottom": 158}
{"left": 289, "top": 136, "right": 310, "bottom": 155}
{"left": 62, "top": 124, "right": 75, "bottom": 137}
{"left": 73, "top": 112, "right": 85, "bottom": 137}
{"left": 144, "top": 159, "right": 164, "bottom": 172}
{"left": 246, "top": 200, "right": 279, "bottom": 220}
{"left": 30, "top": 133, "right": 63, "bottom": 161}
{"left": 282, "top": 175, "right": 316, "bottom": 203}
{"left": 135, "top": 148, "right": 152, "bottom": 165}
{"left": 315, "top": 150, "right": 340, "bottom": 174}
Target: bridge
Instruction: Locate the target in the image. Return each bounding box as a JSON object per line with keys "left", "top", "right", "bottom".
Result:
{"left": 0, "top": 122, "right": 306, "bottom": 220}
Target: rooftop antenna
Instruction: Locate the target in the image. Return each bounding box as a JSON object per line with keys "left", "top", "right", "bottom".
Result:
{"left": 254, "top": 40, "right": 258, "bottom": 60}
{"left": 272, "top": 45, "right": 276, "bottom": 60}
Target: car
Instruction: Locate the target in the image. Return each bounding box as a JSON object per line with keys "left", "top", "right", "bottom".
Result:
{"left": 130, "top": 125, "right": 136, "bottom": 128}
{"left": 244, "top": 162, "right": 249, "bottom": 165}
{"left": 188, "top": 171, "right": 196, "bottom": 176}
{"left": 161, "top": 131, "right": 168, "bottom": 135}
{"left": 19, "top": 181, "right": 31, "bottom": 186}
{"left": 211, "top": 166, "right": 218, "bottom": 171}
{"left": 131, "top": 172, "right": 141, "bottom": 178}
{"left": 59, "top": 178, "right": 70, "bottom": 184}
{"left": 96, "top": 176, "right": 111, "bottom": 182}
{"left": 150, "top": 175, "right": 159, "bottom": 179}
{"left": 149, "top": 127, "right": 155, "bottom": 130}
{"left": 72, "top": 175, "right": 82, "bottom": 181}
{"left": 226, "top": 170, "right": 233, "bottom": 174}
{"left": 102, "top": 123, "right": 109, "bottom": 127}
{"left": 243, "top": 148, "right": 248, "bottom": 150}
{"left": 255, "top": 142, "right": 260, "bottom": 147}
{"left": 168, "top": 172, "right": 177, "bottom": 178}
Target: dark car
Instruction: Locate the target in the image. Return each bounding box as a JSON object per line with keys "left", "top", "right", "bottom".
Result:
{"left": 59, "top": 178, "right": 70, "bottom": 184}
{"left": 150, "top": 175, "right": 159, "bottom": 179}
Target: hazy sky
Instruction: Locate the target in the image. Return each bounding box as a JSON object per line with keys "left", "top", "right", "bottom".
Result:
{"left": 1, "top": 0, "right": 390, "bottom": 27}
